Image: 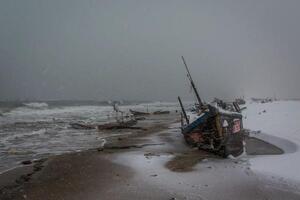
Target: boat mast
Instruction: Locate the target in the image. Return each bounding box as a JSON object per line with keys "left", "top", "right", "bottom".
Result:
{"left": 181, "top": 56, "right": 203, "bottom": 107}
{"left": 178, "top": 96, "right": 189, "bottom": 124}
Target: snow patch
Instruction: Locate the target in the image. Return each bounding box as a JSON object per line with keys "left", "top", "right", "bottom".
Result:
{"left": 244, "top": 100, "right": 300, "bottom": 183}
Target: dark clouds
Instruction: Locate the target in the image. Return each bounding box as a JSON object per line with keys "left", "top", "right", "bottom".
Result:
{"left": 0, "top": 0, "right": 300, "bottom": 101}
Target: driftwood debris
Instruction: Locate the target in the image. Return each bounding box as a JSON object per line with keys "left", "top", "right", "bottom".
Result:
{"left": 70, "top": 119, "right": 138, "bottom": 130}
{"left": 104, "top": 143, "right": 165, "bottom": 150}
{"left": 153, "top": 110, "right": 170, "bottom": 115}
{"left": 129, "top": 109, "right": 150, "bottom": 116}
{"left": 130, "top": 109, "right": 170, "bottom": 116}
{"left": 97, "top": 119, "right": 137, "bottom": 130}
{"left": 135, "top": 116, "right": 146, "bottom": 121}
{"left": 70, "top": 123, "right": 95, "bottom": 130}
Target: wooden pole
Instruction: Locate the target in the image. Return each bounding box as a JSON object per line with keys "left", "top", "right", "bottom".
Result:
{"left": 178, "top": 96, "right": 189, "bottom": 124}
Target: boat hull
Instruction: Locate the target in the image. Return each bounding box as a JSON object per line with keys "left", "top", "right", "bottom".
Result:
{"left": 182, "top": 106, "right": 244, "bottom": 157}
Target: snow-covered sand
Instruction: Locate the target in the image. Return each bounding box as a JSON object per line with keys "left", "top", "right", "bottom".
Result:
{"left": 243, "top": 100, "right": 300, "bottom": 182}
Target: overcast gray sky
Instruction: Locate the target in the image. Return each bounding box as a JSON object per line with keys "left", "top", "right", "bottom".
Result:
{"left": 0, "top": 0, "right": 299, "bottom": 101}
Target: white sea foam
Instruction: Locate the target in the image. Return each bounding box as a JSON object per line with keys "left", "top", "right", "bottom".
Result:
{"left": 23, "top": 102, "right": 49, "bottom": 109}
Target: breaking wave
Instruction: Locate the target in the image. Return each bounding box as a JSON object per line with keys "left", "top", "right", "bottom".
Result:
{"left": 23, "top": 102, "right": 49, "bottom": 109}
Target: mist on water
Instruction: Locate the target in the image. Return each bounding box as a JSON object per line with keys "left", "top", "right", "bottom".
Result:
{"left": 1, "top": 0, "right": 300, "bottom": 102}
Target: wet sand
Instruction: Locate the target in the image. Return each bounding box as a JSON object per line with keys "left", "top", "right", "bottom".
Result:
{"left": 1, "top": 114, "right": 300, "bottom": 200}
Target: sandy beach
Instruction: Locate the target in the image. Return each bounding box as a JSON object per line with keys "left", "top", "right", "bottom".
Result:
{"left": 1, "top": 113, "right": 300, "bottom": 200}
{"left": 2, "top": 0, "right": 300, "bottom": 199}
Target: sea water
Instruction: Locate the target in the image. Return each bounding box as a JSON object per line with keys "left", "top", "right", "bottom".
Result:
{"left": 0, "top": 101, "right": 178, "bottom": 173}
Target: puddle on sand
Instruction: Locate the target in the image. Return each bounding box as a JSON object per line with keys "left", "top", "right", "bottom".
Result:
{"left": 245, "top": 137, "right": 284, "bottom": 155}
{"left": 165, "top": 150, "right": 218, "bottom": 172}
{"left": 165, "top": 136, "right": 284, "bottom": 172}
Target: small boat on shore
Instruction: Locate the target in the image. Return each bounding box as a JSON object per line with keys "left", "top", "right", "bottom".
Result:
{"left": 71, "top": 104, "right": 138, "bottom": 130}
{"left": 70, "top": 123, "right": 95, "bottom": 129}
{"left": 129, "top": 109, "right": 150, "bottom": 116}
{"left": 130, "top": 109, "right": 170, "bottom": 116}
{"left": 97, "top": 119, "right": 137, "bottom": 130}
{"left": 153, "top": 110, "right": 170, "bottom": 115}
{"left": 70, "top": 119, "right": 138, "bottom": 130}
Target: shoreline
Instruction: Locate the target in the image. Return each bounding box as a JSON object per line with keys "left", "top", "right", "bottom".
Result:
{"left": 1, "top": 113, "right": 300, "bottom": 200}
{"left": 0, "top": 113, "right": 177, "bottom": 174}
{"left": 0, "top": 114, "right": 179, "bottom": 199}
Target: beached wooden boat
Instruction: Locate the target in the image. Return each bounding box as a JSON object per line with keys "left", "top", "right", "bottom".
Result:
{"left": 129, "top": 109, "right": 150, "bottom": 116}
{"left": 97, "top": 119, "right": 137, "bottom": 130}
{"left": 181, "top": 104, "right": 244, "bottom": 157}
{"left": 178, "top": 56, "right": 244, "bottom": 157}
{"left": 153, "top": 110, "right": 170, "bottom": 115}
{"left": 70, "top": 119, "right": 138, "bottom": 130}
{"left": 70, "top": 123, "right": 95, "bottom": 129}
